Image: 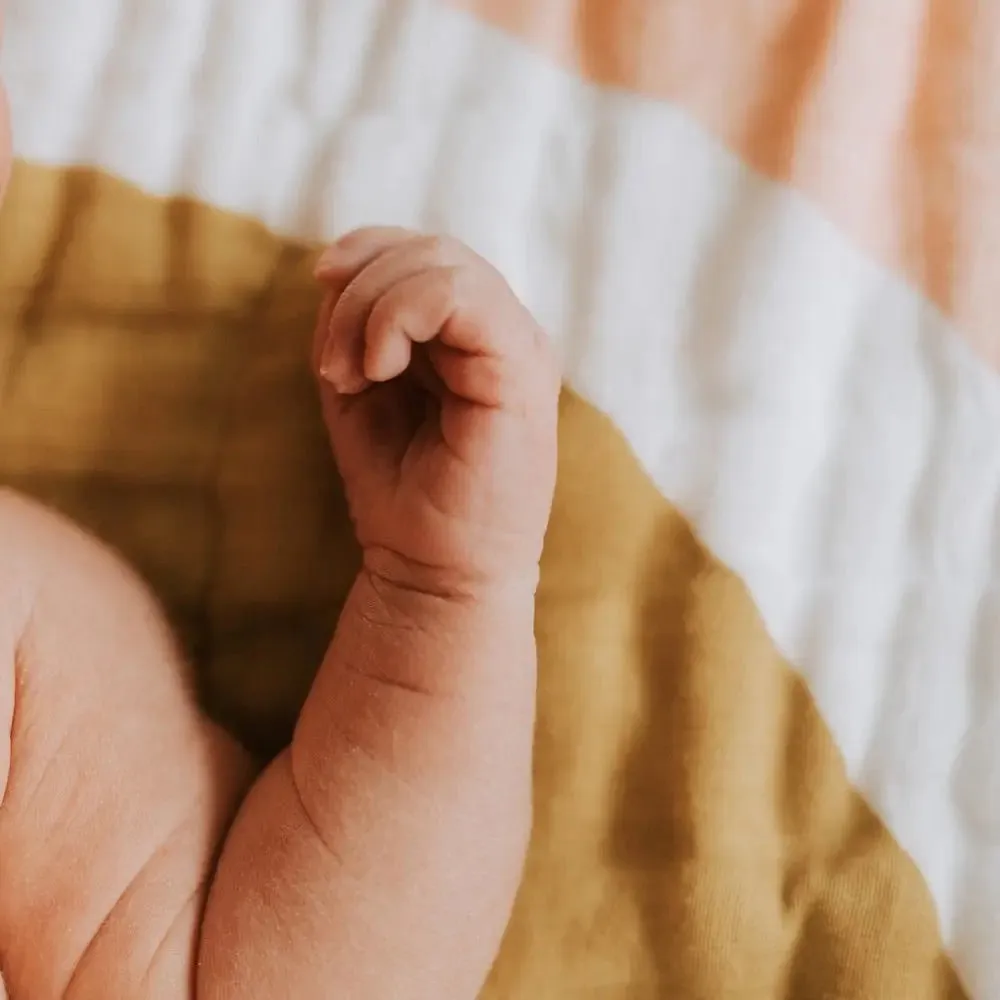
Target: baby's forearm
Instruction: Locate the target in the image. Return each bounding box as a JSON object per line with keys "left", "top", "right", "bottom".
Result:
{"left": 199, "top": 568, "right": 537, "bottom": 999}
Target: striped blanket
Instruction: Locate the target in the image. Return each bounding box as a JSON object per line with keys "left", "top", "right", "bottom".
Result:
{"left": 2, "top": 1, "right": 997, "bottom": 996}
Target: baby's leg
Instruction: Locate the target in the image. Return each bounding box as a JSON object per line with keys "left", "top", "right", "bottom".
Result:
{"left": 0, "top": 490, "right": 251, "bottom": 998}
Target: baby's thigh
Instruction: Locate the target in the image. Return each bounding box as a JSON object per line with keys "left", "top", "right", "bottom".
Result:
{"left": 0, "top": 490, "right": 250, "bottom": 998}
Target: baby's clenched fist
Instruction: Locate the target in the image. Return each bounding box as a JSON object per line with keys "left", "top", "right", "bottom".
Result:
{"left": 313, "top": 228, "right": 560, "bottom": 598}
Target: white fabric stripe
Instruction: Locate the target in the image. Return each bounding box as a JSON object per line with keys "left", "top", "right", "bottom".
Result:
{"left": 5, "top": 0, "right": 1000, "bottom": 994}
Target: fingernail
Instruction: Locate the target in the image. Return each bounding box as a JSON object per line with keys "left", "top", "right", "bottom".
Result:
{"left": 320, "top": 366, "right": 369, "bottom": 395}
{"left": 320, "top": 339, "right": 371, "bottom": 395}
{"left": 319, "top": 335, "right": 342, "bottom": 381}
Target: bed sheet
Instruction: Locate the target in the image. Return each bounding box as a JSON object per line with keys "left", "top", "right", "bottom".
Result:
{"left": 2, "top": 1, "right": 999, "bottom": 996}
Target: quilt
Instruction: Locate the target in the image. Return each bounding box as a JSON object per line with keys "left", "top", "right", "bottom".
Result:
{"left": 2, "top": 1, "right": 998, "bottom": 996}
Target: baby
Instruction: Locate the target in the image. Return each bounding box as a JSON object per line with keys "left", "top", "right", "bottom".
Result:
{"left": 0, "top": 30, "right": 560, "bottom": 1000}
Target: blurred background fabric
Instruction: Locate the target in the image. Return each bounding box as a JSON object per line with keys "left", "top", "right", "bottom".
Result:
{"left": 2, "top": 1, "right": 999, "bottom": 997}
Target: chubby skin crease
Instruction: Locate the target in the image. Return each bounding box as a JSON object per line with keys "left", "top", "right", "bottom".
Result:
{"left": 0, "top": 58, "right": 561, "bottom": 997}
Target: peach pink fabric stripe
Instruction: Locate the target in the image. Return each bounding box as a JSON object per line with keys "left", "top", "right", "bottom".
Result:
{"left": 454, "top": 0, "right": 1000, "bottom": 368}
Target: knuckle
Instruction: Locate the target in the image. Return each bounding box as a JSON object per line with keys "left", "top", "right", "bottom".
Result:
{"left": 416, "top": 232, "right": 450, "bottom": 259}
{"left": 434, "top": 263, "right": 464, "bottom": 302}
{"left": 417, "top": 232, "right": 468, "bottom": 265}
{"left": 333, "top": 226, "right": 378, "bottom": 250}
{"left": 334, "top": 225, "right": 412, "bottom": 254}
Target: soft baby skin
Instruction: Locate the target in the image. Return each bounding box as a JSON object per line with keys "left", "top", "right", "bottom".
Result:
{"left": 0, "top": 213, "right": 559, "bottom": 998}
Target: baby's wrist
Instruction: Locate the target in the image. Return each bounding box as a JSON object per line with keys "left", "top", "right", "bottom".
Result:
{"left": 333, "top": 558, "right": 539, "bottom": 701}
{"left": 360, "top": 546, "right": 540, "bottom": 608}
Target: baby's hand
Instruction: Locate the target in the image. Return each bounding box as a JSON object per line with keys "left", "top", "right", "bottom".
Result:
{"left": 313, "top": 228, "right": 560, "bottom": 598}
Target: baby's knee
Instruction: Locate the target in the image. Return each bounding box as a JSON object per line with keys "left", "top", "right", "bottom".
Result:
{"left": 0, "top": 488, "right": 168, "bottom": 660}
{"left": 0, "top": 486, "right": 198, "bottom": 804}
{"left": 0, "top": 489, "right": 53, "bottom": 632}
{"left": 0, "top": 489, "right": 64, "bottom": 803}
{"left": 0, "top": 487, "right": 119, "bottom": 596}
{"left": 0, "top": 489, "right": 249, "bottom": 997}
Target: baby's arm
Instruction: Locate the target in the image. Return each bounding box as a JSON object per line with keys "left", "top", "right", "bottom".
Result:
{"left": 198, "top": 570, "right": 536, "bottom": 999}
{"left": 199, "top": 229, "right": 558, "bottom": 1000}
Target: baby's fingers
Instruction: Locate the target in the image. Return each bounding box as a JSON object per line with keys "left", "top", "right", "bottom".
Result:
{"left": 365, "top": 263, "right": 544, "bottom": 408}
{"left": 315, "top": 232, "right": 555, "bottom": 406}
{"left": 363, "top": 317, "right": 414, "bottom": 384}
{"left": 313, "top": 226, "right": 416, "bottom": 285}
{"left": 319, "top": 238, "right": 449, "bottom": 394}
{"left": 365, "top": 267, "right": 495, "bottom": 406}
{"left": 313, "top": 227, "right": 417, "bottom": 392}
